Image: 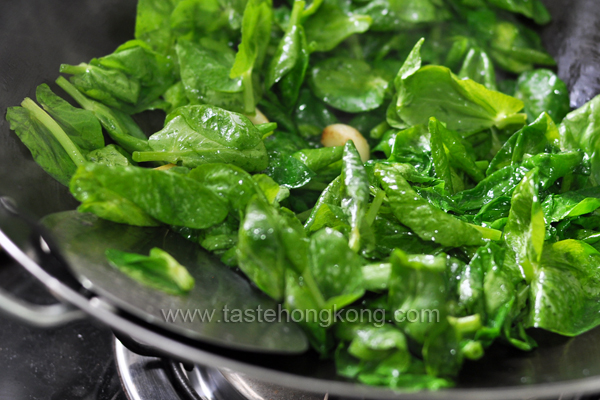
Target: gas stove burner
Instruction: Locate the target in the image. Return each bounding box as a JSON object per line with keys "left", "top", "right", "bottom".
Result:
{"left": 114, "top": 338, "right": 327, "bottom": 400}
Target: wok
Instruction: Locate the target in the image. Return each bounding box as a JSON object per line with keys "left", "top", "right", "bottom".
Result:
{"left": 2, "top": 0, "right": 600, "bottom": 398}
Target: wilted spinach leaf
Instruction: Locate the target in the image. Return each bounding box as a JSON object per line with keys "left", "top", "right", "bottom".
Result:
{"left": 514, "top": 69, "right": 570, "bottom": 123}
{"left": 376, "top": 163, "right": 485, "bottom": 247}
{"left": 70, "top": 163, "right": 228, "bottom": 228}
{"left": 133, "top": 105, "right": 268, "bottom": 172}
{"left": 304, "top": 0, "right": 371, "bottom": 52}
{"left": 529, "top": 240, "right": 600, "bottom": 336}
{"left": 310, "top": 57, "right": 389, "bottom": 113}
{"left": 106, "top": 247, "right": 195, "bottom": 295}
{"left": 176, "top": 39, "right": 246, "bottom": 112}
{"left": 36, "top": 84, "right": 104, "bottom": 152}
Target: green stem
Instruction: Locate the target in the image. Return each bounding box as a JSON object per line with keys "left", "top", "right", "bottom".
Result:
{"left": 365, "top": 187, "right": 386, "bottom": 226}
{"left": 132, "top": 151, "right": 170, "bottom": 163}
{"left": 302, "top": 269, "right": 326, "bottom": 309}
{"left": 242, "top": 70, "right": 255, "bottom": 115}
{"left": 21, "top": 98, "right": 86, "bottom": 166}
{"left": 289, "top": 0, "right": 306, "bottom": 27}
{"left": 369, "top": 121, "right": 390, "bottom": 140}
{"left": 301, "top": 0, "right": 323, "bottom": 21}
{"left": 59, "top": 63, "right": 89, "bottom": 75}
{"left": 362, "top": 262, "right": 391, "bottom": 291}
{"left": 256, "top": 122, "right": 278, "bottom": 136}
{"left": 495, "top": 113, "right": 527, "bottom": 129}
{"left": 448, "top": 314, "right": 482, "bottom": 334}
{"left": 469, "top": 223, "right": 502, "bottom": 241}
{"left": 56, "top": 76, "right": 92, "bottom": 110}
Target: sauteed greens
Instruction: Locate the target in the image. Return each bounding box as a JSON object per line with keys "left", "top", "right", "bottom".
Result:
{"left": 7, "top": 0, "right": 600, "bottom": 391}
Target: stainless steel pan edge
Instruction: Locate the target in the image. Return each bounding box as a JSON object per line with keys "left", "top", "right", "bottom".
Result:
{"left": 2, "top": 0, "right": 600, "bottom": 398}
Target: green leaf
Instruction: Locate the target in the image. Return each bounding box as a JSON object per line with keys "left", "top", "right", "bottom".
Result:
{"left": 455, "top": 151, "right": 582, "bottom": 211}
{"left": 60, "top": 62, "right": 141, "bottom": 110}
{"left": 230, "top": 0, "right": 273, "bottom": 113}
{"left": 503, "top": 168, "right": 545, "bottom": 283}
{"left": 309, "top": 228, "right": 365, "bottom": 308}
{"left": 169, "top": 0, "right": 245, "bottom": 42}
{"left": 293, "top": 88, "right": 338, "bottom": 138}
{"left": 106, "top": 247, "right": 195, "bottom": 295}
{"left": 394, "top": 37, "right": 424, "bottom": 89}
{"left": 237, "top": 195, "right": 308, "bottom": 300}
{"left": 488, "top": 19, "right": 555, "bottom": 74}
{"left": 86, "top": 144, "right": 136, "bottom": 167}
{"left": 187, "top": 163, "right": 263, "bottom": 214}
{"left": 230, "top": 0, "right": 272, "bottom": 78}
{"left": 376, "top": 163, "right": 485, "bottom": 247}
{"left": 134, "top": 0, "right": 179, "bottom": 54}
{"left": 284, "top": 267, "right": 330, "bottom": 353}
{"left": 423, "top": 320, "right": 463, "bottom": 378}
{"left": 388, "top": 249, "right": 446, "bottom": 343}
{"left": 558, "top": 94, "right": 600, "bottom": 186}
{"left": 291, "top": 146, "right": 344, "bottom": 172}
{"left": 340, "top": 141, "right": 370, "bottom": 251}
{"left": 264, "top": 132, "right": 316, "bottom": 188}
{"left": 56, "top": 76, "right": 150, "bottom": 153}
{"left": 252, "top": 174, "right": 290, "bottom": 204}
{"left": 310, "top": 57, "right": 389, "bottom": 113}
{"left": 304, "top": 175, "right": 342, "bottom": 231}
{"left": 163, "top": 81, "right": 190, "bottom": 113}
{"left": 514, "top": 69, "right": 570, "bottom": 124}
{"left": 529, "top": 240, "right": 600, "bottom": 336}
{"left": 6, "top": 105, "right": 78, "bottom": 186}
{"left": 487, "top": 112, "right": 560, "bottom": 175}
{"left": 36, "top": 84, "right": 104, "bottom": 151}
{"left": 70, "top": 163, "right": 228, "bottom": 228}
{"left": 428, "top": 117, "right": 484, "bottom": 194}
{"left": 396, "top": 64, "right": 526, "bottom": 135}
{"left": 457, "top": 47, "right": 497, "bottom": 91}
{"left": 93, "top": 39, "right": 177, "bottom": 113}
{"left": 176, "top": 39, "right": 246, "bottom": 112}
{"left": 304, "top": 0, "right": 371, "bottom": 52}
{"left": 132, "top": 105, "right": 268, "bottom": 172}
{"left": 355, "top": 0, "right": 448, "bottom": 31}
{"left": 542, "top": 188, "right": 600, "bottom": 224}
{"left": 486, "top": 0, "right": 551, "bottom": 25}
{"left": 134, "top": 0, "right": 245, "bottom": 54}
{"left": 266, "top": 1, "right": 307, "bottom": 91}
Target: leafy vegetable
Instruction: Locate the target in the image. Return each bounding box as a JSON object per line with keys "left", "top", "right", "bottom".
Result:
{"left": 237, "top": 195, "right": 307, "bottom": 300}
{"left": 529, "top": 240, "right": 600, "bottom": 336}
{"left": 132, "top": 105, "right": 269, "bottom": 172}
{"left": 503, "top": 168, "right": 545, "bottom": 282}
{"left": 106, "top": 247, "right": 195, "bottom": 295}
{"left": 70, "top": 163, "right": 228, "bottom": 228}
{"left": 9, "top": 0, "right": 600, "bottom": 391}
{"left": 558, "top": 94, "right": 600, "bottom": 186}
{"left": 176, "top": 39, "right": 246, "bottom": 112}
{"left": 56, "top": 76, "right": 150, "bottom": 153}
{"left": 304, "top": 0, "right": 371, "bottom": 52}
{"left": 230, "top": 0, "right": 273, "bottom": 114}
{"left": 310, "top": 58, "right": 389, "bottom": 113}
{"left": 265, "top": 0, "right": 309, "bottom": 108}
{"left": 36, "top": 84, "right": 104, "bottom": 152}
{"left": 393, "top": 40, "right": 527, "bottom": 135}
{"left": 514, "top": 69, "right": 570, "bottom": 124}
{"left": 376, "top": 163, "right": 485, "bottom": 247}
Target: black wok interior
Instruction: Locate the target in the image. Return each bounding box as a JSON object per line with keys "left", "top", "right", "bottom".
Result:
{"left": 2, "top": 0, "right": 600, "bottom": 394}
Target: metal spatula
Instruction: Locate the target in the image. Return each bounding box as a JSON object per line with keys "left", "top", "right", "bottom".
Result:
{"left": 41, "top": 210, "right": 308, "bottom": 354}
